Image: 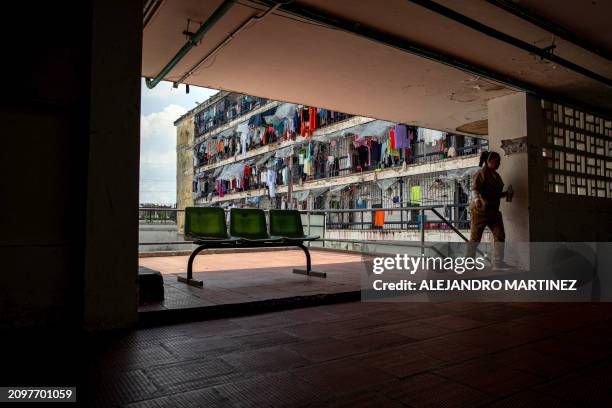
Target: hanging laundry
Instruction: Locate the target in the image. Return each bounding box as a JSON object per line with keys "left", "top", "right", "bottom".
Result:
{"left": 410, "top": 186, "right": 422, "bottom": 205}
{"left": 218, "top": 180, "right": 224, "bottom": 198}
{"left": 370, "top": 140, "right": 382, "bottom": 166}
{"left": 266, "top": 168, "right": 277, "bottom": 198}
{"left": 357, "top": 145, "right": 369, "bottom": 168}
{"left": 309, "top": 107, "right": 317, "bottom": 133}
{"left": 300, "top": 107, "right": 309, "bottom": 136}
{"left": 293, "top": 109, "right": 301, "bottom": 136}
{"left": 318, "top": 108, "right": 327, "bottom": 126}
{"left": 374, "top": 210, "right": 385, "bottom": 227}
{"left": 380, "top": 138, "right": 388, "bottom": 164}
{"left": 394, "top": 124, "right": 410, "bottom": 149}
{"left": 304, "top": 158, "right": 312, "bottom": 176}
{"left": 237, "top": 122, "right": 250, "bottom": 156}
{"left": 248, "top": 113, "right": 263, "bottom": 127}
{"left": 353, "top": 136, "right": 368, "bottom": 148}
{"left": 388, "top": 129, "right": 400, "bottom": 157}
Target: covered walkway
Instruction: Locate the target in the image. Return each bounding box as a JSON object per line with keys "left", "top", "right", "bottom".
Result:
{"left": 89, "top": 301, "right": 612, "bottom": 407}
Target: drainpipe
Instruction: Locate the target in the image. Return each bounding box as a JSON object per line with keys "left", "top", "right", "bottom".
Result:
{"left": 175, "top": 2, "right": 282, "bottom": 86}
{"left": 145, "top": 0, "right": 238, "bottom": 89}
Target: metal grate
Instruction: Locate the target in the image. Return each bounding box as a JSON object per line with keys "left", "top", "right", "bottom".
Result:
{"left": 543, "top": 101, "right": 612, "bottom": 198}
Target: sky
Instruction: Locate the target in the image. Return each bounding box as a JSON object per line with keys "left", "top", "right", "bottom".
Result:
{"left": 139, "top": 79, "right": 218, "bottom": 205}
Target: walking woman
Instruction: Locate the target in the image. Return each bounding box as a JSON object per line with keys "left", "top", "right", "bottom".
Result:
{"left": 468, "top": 151, "right": 512, "bottom": 268}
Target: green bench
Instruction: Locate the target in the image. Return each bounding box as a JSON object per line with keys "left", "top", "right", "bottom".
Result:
{"left": 178, "top": 208, "right": 325, "bottom": 287}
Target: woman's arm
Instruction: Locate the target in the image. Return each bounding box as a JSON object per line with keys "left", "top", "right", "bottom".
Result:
{"left": 472, "top": 171, "right": 484, "bottom": 209}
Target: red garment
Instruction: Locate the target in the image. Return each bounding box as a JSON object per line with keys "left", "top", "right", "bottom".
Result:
{"left": 390, "top": 129, "right": 396, "bottom": 149}
{"left": 300, "top": 109, "right": 305, "bottom": 136}
{"left": 300, "top": 109, "right": 309, "bottom": 136}
{"left": 309, "top": 107, "right": 317, "bottom": 133}
{"left": 300, "top": 107, "right": 316, "bottom": 137}
{"left": 244, "top": 164, "right": 251, "bottom": 177}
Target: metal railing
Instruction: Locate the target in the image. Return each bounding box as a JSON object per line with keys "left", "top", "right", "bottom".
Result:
{"left": 195, "top": 96, "right": 270, "bottom": 136}
{"left": 193, "top": 139, "right": 486, "bottom": 200}
{"left": 301, "top": 205, "right": 469, "bottom": 255}
{"left": 316, "top": 140, "right": 488, "bottom": 179}
{"left": 139, "top": 207, "right": 179, "bottom": 224}
{"left": 322, "top": 204, "right": 470, "bottom": 231}
{"left": 138, "top": 205, "right": 472, "bottom": 256}
{"left": 194, "top": 112, "right": 355, "bottom": 168}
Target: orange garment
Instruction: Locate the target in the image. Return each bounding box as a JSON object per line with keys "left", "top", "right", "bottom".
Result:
{"left": 374, "top": 210, "right": 385, "bottom": 227}
{"left": 218, "top": 140, "right": 223, "bottom": 153}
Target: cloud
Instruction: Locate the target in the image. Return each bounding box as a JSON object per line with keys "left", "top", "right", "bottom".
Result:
{"left": 139, "top": 104, "right": 187, "bottom": 204}
{"left": 139, "top": 80, "right": 218, "bottom": 204}
{"left": 140, "top": 79, "right": 219, "bottom": 116}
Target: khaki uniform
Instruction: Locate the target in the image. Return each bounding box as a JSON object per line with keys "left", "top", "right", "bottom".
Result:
{"left": 468, "top": 167, "right": 506, "bottom": 261}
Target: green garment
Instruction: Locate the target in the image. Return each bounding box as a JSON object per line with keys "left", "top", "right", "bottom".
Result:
{"left": 410, "top": 186, "right": 422, "bottom": 205}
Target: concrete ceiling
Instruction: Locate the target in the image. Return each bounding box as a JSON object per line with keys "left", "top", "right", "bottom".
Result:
{"left": 142, "top": 0, "right": 612, "bottom": 135}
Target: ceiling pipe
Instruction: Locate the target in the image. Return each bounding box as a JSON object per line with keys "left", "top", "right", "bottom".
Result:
{"left": 145, "top": 0, "right": 238, "bottom": 89}
{"left": 405, "top": 0, "right": 612, "bottom": 89}
{"left": 258, "top": 1, "right": 537, "bottom": 93}
{"left": 175, "top": 2, "right": 282, "bottom": 86}
{"left": 486, "top": 0, "right": 612, "bottom": 63}
{"left": 258, "top": 0, "right": 612, "bottom": 117}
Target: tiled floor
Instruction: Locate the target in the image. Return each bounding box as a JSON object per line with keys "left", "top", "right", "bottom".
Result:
{"left": 84, "top": 301, "right": 612, "bottom": 407}
{"left": 138, "top": 249, "right": 364, "bottom": 312}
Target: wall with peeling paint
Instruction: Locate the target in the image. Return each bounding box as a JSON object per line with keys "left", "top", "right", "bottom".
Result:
{"left": 176, "top": 114, "right": 195, "bottom": 234}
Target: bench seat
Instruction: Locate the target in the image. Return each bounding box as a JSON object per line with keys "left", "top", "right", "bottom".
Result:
{"left": 179, "top": 207, "right": 325, "bottom": 287}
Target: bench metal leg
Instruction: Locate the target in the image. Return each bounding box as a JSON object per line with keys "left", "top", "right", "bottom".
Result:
{"left": 293, "top": 243, "right": 326, "bottom": 278}
{"left": 177, "top": 245, "right": 205, "bottom": 287}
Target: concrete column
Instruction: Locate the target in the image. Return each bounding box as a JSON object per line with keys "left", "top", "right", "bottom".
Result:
{"left": 487, "top": 92, "right": 545, "bottom": 268}
{"left": 83, "top": 0, "right": 143, "bottom": 330}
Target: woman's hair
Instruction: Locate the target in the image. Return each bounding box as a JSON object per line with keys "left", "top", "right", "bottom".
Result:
{"left": 479, "top": 151, "right": 500, "bottom": 167}
{"left": 478, "top": 151, "right": 489, "bottom": 167}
